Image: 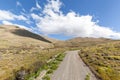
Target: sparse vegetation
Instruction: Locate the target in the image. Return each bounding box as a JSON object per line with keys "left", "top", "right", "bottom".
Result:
{"left": 25, "top": 52, "right": 65, "bottom": 80}
{"left": 79, "top": 41, "right": 120, "bottom": 80}
{"left": 85, "top": 73, "right": 90, "bottom": 80}
{"left": 0, "top": 25, "right": 120, "bottom": 80}
{"left": 42, "top": 75, "right": 50, "bottom": 80}
{"left": 41, "top": 53, "right": 65, "bottom": 80}
{"left": 0, "top": 46, "right": 66, "bottom": 80}
{"left": 0, "top": 25, "right": 66, "bottom": 80}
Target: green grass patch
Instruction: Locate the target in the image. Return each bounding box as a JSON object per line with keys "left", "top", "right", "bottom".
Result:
{"left": 47, "top": 69, "right": 53, "bottom": 74}
{"left": 43, "top": 53, "right": 66, "bottom": 80}
{"left": 85, "top": 73, "right": 90, "bottom": 80}
{"left": 26, "top": 52, "right": 66, "bottom": 80}
{"left": 42, "top": 75, "right": 50, "bottom": 80}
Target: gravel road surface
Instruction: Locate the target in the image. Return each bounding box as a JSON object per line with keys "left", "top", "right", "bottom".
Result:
{"left": 51, "top": 51, "right": 98, "bottom": 80}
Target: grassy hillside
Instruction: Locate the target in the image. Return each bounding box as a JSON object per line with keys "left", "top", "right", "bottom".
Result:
{"left": 0, "top": 25, "right": 52, "bottom": 48}
{"left": 0, "top": 25, "right": 66, "bottom": 80}
{"left": 0, "top": 25, "right": 119, "bottom": 80}
{"left": 53, "top": 37, "right": 112, "bottom": 48}
{"left": 66, "top": 37, "right": 112, "bottom": 47}
{"left": 79, "top": 41, "right": 120, "bottom": 80}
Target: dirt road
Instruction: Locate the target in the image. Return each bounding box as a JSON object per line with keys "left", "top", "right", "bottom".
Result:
{"left": 51, "top": 51, "right": 98, "bottom": 80}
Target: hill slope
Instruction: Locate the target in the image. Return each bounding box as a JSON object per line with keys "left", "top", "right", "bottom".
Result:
{"left": 79, "top": 41, "right": 120, "bottom": 80}
{"left": 0, "top": 25, "right": 65, "bottom": 80}
{"left": 0, "top": 25, "right": 115, "bottom": 48}
{"left": 0, "top": 25, "right": 118, "bottom": 80}
{"left": 66, "top": 37, "right": 112, "bottom": 47}
{"left": 53, "top": 37, "right": 113, "bottom": 48}
{"left": 0, "top": 25, "right": 53, "bottom": 49}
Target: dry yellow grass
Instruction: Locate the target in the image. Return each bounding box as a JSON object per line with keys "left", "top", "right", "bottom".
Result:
{"left": 0, "top": 25, "right": 119, "bottom": 80}
{"left": 79, "top": 41, "right": 120, "bottom": 80}
{"left": 0, "top": 25, "right": 53, "bottom": 48}
{"left": 0, "top": 25, "right": 66, "bottom": 80}
{"left": 0, "top": 48, "right": 65, "bottom": 80}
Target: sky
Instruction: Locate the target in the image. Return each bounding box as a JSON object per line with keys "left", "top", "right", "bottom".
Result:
{"left": 0, "top": 0, "right": 120, "bottom": 40}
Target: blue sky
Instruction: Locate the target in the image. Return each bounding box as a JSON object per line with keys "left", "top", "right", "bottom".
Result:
{"left": 0, "top": 0, "right": 120, "bottom": 40}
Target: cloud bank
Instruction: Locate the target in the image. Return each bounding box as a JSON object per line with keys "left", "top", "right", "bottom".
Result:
{"left": 0, "top": 10, "right": 27, "bottom": 21}
{"left": 2, "top": 20, "right": 31, "bottom": 30}
{"left": 31, "top": 0, "right": 120, "bottom": 39}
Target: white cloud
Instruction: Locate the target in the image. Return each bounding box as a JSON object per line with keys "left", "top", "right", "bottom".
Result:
{"left": 2, "top": 20, "right": 31, "bottom": 31}
{"left": 36, "top": 0, "right": 41, "bottom": 9}
{"left": 0, "top": 10, "right": 27, "bottom": 21}
{"left": 16, "top": 1, "right": 22, "bottom": 7}
{"left": 2, "top": 21, "right": 13, "bottom": 25}
{"left": 30, "top": 7, "right": 37, "bottom": 12}
{"left": 14, "top": 24, "right": 32, "bottom": 31}
{"left": 16, "top": 1, "right": 26, "bottom": 12}
{"left": 44, "top": 0, "right": 62, "bottom": 13}
{"left": 15, "top": 15, "right": 27, "bottom": 20}
{"left": 31, "top": 0, "right": 120, "bottom": 39}
{"left": 0, "top": 10, "right": 15, "bottom": 20}
{"left": 31, "top": 13, "right": 41, "bottom": 21}
{"left": 22, "top": 8, "right": 26, "bottom": 12}
{"left": 30, "top": 0, "right": 41, "bottom": 12}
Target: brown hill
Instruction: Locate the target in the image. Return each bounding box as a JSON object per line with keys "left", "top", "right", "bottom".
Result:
{"left": 0, "top": 25, "right": 118, "bottom": 80}
{"left": 53, "top": 37, "right": 113, "bottom": 48}
{"left": 67, "top": 37, "right": 111, "bottom": 42}
{"left": 0, "top": 25, "right": 53, "bottom": 49}
{"left": 66, "top": 37, "right": 112, "bottom": 47}
{"left": 0, "top": 25, "right": 60, "bottom": 80}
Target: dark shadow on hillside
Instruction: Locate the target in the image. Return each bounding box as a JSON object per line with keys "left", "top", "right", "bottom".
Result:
{"left": 11, "top": 29, "right": 51, "bottom": 43}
